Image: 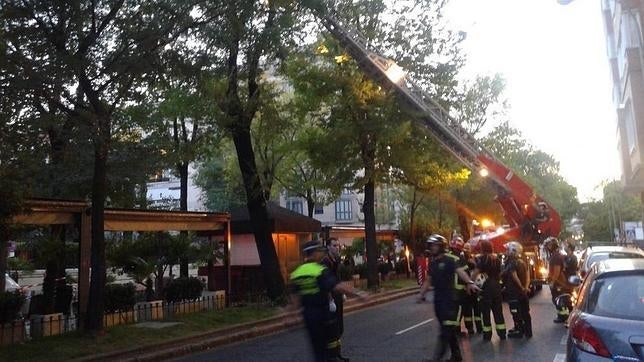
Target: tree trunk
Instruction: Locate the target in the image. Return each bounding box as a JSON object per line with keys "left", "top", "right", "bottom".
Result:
{"left": 364, "top": 179, "right": 378, "bottom": 289}
{"left": 306, "top": 189, "right": 315, "bottom": 218}
{"left": 231, "top": 127, "right": 285, "bottom": 300}
{"left": 409, "top": 188, "right": 419, "bottom": 255}
{"left": 0, "top": 224, "right": 7, "bottom": 292}
{"left": 86, "top": 145, "right": 108, "bottom": 334}
{"left": 178, "top": 162, "right": 189, "bottom": 278}
{"left": 457, "top": 207, "right": 470, "bottom": 241}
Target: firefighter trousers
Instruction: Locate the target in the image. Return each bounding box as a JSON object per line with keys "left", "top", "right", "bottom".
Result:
{"left": 461, "top": 294, "right": 482, "bottom": 333}
{"left": 550, "top": 285, "right": 572, "bottom": 321}
{"left": 508, "top": 295, "right": 532, "bottom": 337}
{"left": 479, "top": 279, "right": 506, "bottom": 339}
{"left": 433, "top": 298, "right": 462, "bottom": 361}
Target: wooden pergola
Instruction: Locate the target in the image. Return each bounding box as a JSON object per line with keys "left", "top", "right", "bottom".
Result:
{"left": 11, "top": 199, "right": 231, "bottom": 318}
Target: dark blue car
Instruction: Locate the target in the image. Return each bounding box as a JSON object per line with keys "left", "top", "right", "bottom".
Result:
{"left": 566, "top": 258, "right": 644, "bottom": 361}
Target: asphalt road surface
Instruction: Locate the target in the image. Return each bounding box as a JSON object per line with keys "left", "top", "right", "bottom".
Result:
{"left": 173, "top": 288, "right": 569, "bottom": 362}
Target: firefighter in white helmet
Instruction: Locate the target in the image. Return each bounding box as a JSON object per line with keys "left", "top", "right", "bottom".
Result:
{"left": 501, "top": 241, "right": 532, "bottom": 338}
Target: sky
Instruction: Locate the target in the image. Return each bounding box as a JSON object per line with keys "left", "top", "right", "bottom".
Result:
{"left": 444, "top": 0, "right": 620, "bottom": 202}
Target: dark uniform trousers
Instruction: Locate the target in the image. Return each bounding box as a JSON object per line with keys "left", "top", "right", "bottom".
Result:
{"left": 302, "top": 308, "right": 333, "bottom": 362}
{"left": 507, "top": 294, "right": 532, "bottom": 337}
{"left": 479, "top": 278, "right": 506, "bottom": 339}
{"left": 434, "top": 297, "right": 462, "bottom": 360}
{"left": 550, "top": 284, "right": 572, "bottom": 321}
{"left": 461, "top": 293, "right": 482, "bottom": 333}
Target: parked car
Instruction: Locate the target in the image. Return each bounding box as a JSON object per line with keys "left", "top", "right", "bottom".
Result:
{"left": 566, "top": 259, "right": 644, "bottom": 361}
{"left": 578, "top": 245, "right": 644, "bottom": 278}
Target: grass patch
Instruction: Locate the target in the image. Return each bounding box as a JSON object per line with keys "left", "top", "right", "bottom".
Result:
{"left": 380, "top": 278, "right": 418, "bottom": 290}
{"left": 0, "top": 306, "right": 276, "bottom": 362}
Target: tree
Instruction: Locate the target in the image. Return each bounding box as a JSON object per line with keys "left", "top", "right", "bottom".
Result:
{"left": 482, "top": 121, "right": 580, "bottom": 222}
{"left": 2, "top": 0, "right": 204, "bottom": 332}
{"left": 198, "top": 0, "right": 308, "bottom": 300}
{"left": 291, "top": 0, "right": 467, "bottom": 288}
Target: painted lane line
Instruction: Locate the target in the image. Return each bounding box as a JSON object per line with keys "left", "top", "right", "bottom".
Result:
{"left": 553, "top": 353, "right": 566, "bottom": 362}
{"left": 560, "top": 332, "right": 568, "bottom": 345}
{"left": 395, "top": 318, "right": 434, "bottom": 335}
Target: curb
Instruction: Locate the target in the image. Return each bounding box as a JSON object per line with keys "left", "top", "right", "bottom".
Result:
{"left": 78, "top": 286, "right": 418, "bottom": 362}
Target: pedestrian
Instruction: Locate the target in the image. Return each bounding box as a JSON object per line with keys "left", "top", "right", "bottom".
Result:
{"left": 472, "top": 240, "right": 507, "bottom": 341}
{"left": 461, "top": 242, "right": 483, "bottom": 335}
{"left": 544, "top": 237, "right": 571, "bottom": 323}
{"left": 501, "top": 241, "right": 532, "bottom": 339}
{"left": 417, "top": 234, "right": 480, "bottom": 362}
{"left": 322, "top": 238, "right": 350, "bottom": 362}
{"left": 289, "top": 240, "right": 366, "bottom": 362}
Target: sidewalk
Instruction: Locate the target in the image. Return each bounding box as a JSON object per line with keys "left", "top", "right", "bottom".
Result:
{"left": 76, "top": 286, "right": 418, "bottom": 362}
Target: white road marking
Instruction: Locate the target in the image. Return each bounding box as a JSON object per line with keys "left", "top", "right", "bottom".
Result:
{"left": 560, "top": 332, "right": 568, "bottom": 345}
{"left": 553, "top": 353, "right": 566, "bottom": 362}
{"left": 395, "top": 318, "right": 434, "bottom": 335}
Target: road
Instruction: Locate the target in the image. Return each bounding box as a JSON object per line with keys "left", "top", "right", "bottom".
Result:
{"left": 173, "top": 289, "right": 569, "bottom": 362}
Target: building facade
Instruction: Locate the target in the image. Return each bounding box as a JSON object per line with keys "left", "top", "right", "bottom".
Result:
{"left": 146, "top": 165, "right": 206, "bottom": 211}
{"left": 603, "top": 0, "right": 644, "bottom": 192}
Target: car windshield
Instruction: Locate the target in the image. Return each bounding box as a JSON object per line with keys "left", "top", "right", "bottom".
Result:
{"left": 586, "top": 252, "right": 644, "bottom": 269}
{"left": 586, "top": 274, "right": 644, "bottom": 321}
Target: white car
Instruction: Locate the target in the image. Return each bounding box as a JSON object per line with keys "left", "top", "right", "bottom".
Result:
{"left": 578, "top": 245, "right": 644, "bottom": 278}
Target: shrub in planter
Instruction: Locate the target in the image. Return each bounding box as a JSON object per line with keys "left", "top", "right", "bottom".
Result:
{"left": 338, "top": 263, "right": 354, "bottom": 281}
{"left": 164, "top": 277, "right": 204, "bottom": 302}
{"left": 353, "top": 263, "right": 368, "bottom": 279}
{"left": 0, "top": 291, "right": 25, "bottom": 324}
{"left": 104, "top": 283, "right": 136, "bottom": 313}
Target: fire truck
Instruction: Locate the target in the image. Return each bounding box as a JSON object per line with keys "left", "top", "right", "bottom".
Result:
{"left": 306, "top": 3, "right": 559, "bottom": 288}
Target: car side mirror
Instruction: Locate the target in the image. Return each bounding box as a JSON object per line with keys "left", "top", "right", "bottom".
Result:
{"left": 568, "top": 275, "right": 582, "bottom": 286}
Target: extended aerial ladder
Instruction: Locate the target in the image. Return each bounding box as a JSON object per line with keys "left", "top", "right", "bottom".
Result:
{"left": 311, "top": 8, "right": 562, "bottom": 253}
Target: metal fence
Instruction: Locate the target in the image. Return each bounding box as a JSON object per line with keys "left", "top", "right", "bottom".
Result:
{"left": 0, "top": 293, "right": 229, "bottom": 346}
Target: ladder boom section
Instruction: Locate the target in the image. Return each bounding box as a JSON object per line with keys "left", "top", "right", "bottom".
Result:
{"left": 318, "top": 13, "right": 561, "bottom": 243}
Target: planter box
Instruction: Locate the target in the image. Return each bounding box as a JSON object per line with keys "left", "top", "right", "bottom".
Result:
{"left": 171, "top": 299, "right": 208, "bottom": 315}
{"left": 135, "top": 300, "right": 164, "bottom": 322}
{"left": 30, "top": 313, "right": 64, "bottom": 337}
{"left": 104, "top": 310, "right": 137, "bottom": 328}
{"left": 0, "top": 320, "right": 25, "bottom": 345}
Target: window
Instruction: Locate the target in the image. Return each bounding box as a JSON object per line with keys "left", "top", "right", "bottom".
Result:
{"left": 335, "top": 200, "right": 352, "bottom": 221}
{"left": 287, "top": 200, "right": 304, "bottom": 214}
{"left": 586, "top": 274, "right": 644, "bottom": 321}
{"left": 314, "top": 203, "right": 324, "bottom": 214}
{"left": 625, "top": 101, "right": 637, "bottom": 153}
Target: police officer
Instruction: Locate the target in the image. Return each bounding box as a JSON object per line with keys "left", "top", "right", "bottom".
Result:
{"left": 322, "top": 238, "right": 349, "bottom": 361}
{"left": 544, "top": 237, "right": 571, "bottom": 323}
{"left": 461, "top": 242, "right": 483, "bottom": 335}
{"left": 289, "top": 241, "right": 366, "bottom": 362}
{"left": 501, "top": 241, "right": 532, "bottom": 339}
{"left": 472, "top": 240, "right": 506, "bottom": 341}
{"left": 418, "top": 234, "right": 479, "bottom": 362}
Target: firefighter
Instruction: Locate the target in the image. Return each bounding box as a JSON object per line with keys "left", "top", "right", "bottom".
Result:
{"left": 322, "top": 238, "right": 349, "bottom": 362}
{"left": 447, "top": 236, "right": 469, "bottom": 336}
{"left": 501, "top": 241, "right": 533, "bottom": 338}
{"left": 417, "top": 234, "right": 480, "bottom": 362}
{"left": 472, "top": 240, "right": 506, "bottom": 341}
{"left": 289, "top": 241, "right": 366, "bottom": 362}
{"left": 544, "top": 237, "right": 571, "bottom": 323}
{"left": 461, "top": 242, "right": 482, "bottom": 335}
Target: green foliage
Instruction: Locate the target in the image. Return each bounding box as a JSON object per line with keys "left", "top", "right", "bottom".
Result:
{"left": 195, "top": 141, "right": 247, "bottom": 212}
{"left": 104, "top": 284, "right": 137, "bottom": 313}
{"left": 0, "top": 291, "right": 25, "bottom": 323}
{"left": 579, "top": 181, "right": 641, "bottom": 241}
{"left": 164, "top": 277, "right": 204, "bottom": 302}
{"left": 483, "top": 121, "right": 580, "bottom": 221}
